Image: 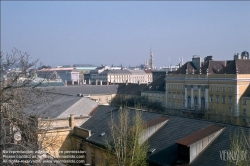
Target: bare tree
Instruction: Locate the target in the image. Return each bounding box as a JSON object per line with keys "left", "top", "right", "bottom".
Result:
{"left": 227, "top": 128, "right": 250, "bottom": 166}
{"left": 0, "top": 48, "right": 57, "bottom": 165}
{"left": 103, "top": 107, "right": 149, "bottom": 166}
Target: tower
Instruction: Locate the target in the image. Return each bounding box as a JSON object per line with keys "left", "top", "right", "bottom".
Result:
{"left": 149, "top": 48, "right": 154, "bottom": 69}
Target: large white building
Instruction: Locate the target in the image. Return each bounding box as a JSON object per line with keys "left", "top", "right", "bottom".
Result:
{"left": 87, "top": 69, "right": 152, "bottom": 84}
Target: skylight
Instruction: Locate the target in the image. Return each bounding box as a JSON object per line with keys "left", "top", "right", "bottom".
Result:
{"left": 148, "top": 148, "right": 156, "bottom": 153}
{"left": 100, "top": 132, "right": 105, "bottom": 136}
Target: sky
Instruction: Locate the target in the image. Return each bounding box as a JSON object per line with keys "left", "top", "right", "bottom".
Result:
{"left": 1, "top": 1, "right": 250, "bottom": 68}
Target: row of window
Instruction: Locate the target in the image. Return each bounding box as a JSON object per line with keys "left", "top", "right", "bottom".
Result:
{"left": 168, "top": 102, "right": 185, "bottom": 108}
{"left": 168, "top": 93, "right": 185, "bottom": 99}
{"left": 210, "top": 96, "right": 232, "bottom": 104}
{"left": 210, "top": 86, "right": 232, "bottom": 92}
{"left": 167, "top": 84, "right": 233, "bottom": 92}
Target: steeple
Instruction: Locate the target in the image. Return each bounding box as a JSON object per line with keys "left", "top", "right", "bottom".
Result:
{"left": 149, "top": 48, "right": 154, "bottom": 69}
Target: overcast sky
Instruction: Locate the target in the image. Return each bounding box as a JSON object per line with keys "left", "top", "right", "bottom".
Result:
{"left": 1, "top": 1, "right": 250, "bottom": 68}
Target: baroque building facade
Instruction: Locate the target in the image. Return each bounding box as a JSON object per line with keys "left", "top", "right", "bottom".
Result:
{"left": 165, "top": 51, "right": 250, "bottom": 125}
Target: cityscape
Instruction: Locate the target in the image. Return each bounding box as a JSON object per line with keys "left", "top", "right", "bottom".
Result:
{"left": 1, "top": 1, "right": 250, "bottom": 166}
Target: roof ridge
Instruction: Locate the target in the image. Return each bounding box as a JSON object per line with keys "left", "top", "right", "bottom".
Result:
{"left": 57, "top": 96, "right": 82, "bottom": 118}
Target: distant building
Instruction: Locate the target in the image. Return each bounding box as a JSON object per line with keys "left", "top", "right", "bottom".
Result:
{"left": 141, "top": 75, "right": 166, "bottom": 107}
{"left": 73, "top": 64, "right": 97, "bottom": 72}
{"left": 37, "top": 67, "right": 80, "bottom": 85}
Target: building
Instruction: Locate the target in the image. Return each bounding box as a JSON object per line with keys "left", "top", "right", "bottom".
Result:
{"left": 45, "top": 85, "right": 118, "bottom": 105}
{"left": 152, "top": 70, "right": 166, "bottom": 82}
{"left": 144, "top": 69, "right": 153, "bottom": 83}
{"left": 116, "top": 83, "right": 148, "bottom": 98}
{"left": 141, "top": 75, "right": 166, "bottom": 107}
{"left": 68, "top": 105, "right": 250, "bottom": 166}
{"left": 37, "top": 67, "right": 80, "bottom": 85}
{"left": 22, "top": 93, "right": 98, "bottom": 158}
{"left": 86, "top": 69, "right": 150, "bottom": 84}
{"left": 165, "top": 51, "right": 250, "bottom": 125}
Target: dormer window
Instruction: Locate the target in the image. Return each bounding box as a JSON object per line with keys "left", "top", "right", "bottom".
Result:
{"left": 176, "top": 125, "right": 225, "bottom": 164}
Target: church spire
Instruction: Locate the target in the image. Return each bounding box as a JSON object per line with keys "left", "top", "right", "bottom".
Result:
{"left": 149, "top": 48, "right": 154, "bottom": 69}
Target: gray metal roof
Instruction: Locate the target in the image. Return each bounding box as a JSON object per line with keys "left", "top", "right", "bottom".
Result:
{"left": 100, "top": 70, "right": 131, "bottom": 75}
{"left": 128, "top": 70, "right": 147, "bottom": 75}
{"left": 80, "top": 106, "right": 250, "bottom": 166}
{"left": 23, "top": 94, "right": 98, "bottom": 119}
{"left": 47, "top": 85, "right": 118, "bottom": 95}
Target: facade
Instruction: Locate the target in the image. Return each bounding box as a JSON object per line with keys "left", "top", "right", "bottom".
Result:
{"left": 144, "top": 69, "right": 153, "bottom": 83}
{"left": 141, "top": 75, "right": 166, "bottom": 107}
{"left": 37, "top": 67, "right": 80, "bottom": 85}
{"left": 86, "top": 69, "right": 150, "bottom": 84}
{"left": 165, "top": 52, "right": 250, "bottom": 125}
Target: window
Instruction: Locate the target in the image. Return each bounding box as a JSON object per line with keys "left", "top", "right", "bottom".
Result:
{"left": 210, "top": 86, "right": 213, "bottom": 91}
{"left": 177, "top": 94, "right": 180, "bottom": 99}
{"left": 229, "top": 107, "right": 232, "bottom": 114}
{"left": 243, "top": 109, "right": 247, "bottom": 116}
{"left": 228, "top": 97, "right": 232, "bottom": 104}
{"left": 178, "top": 102, "right": 180, "bottom": 108}
{"left": 243, "top": 99, "right": 247, "bottom": 105}
{"left": 222, "top": 87, "right": 225, "bottom": 92}
{"left": 91, "top": 152, "right": 95, "bottom": 166}
{"left": 210, "top": 96, "right": 213, "bottom": 102}
{"left": 173, "top": 93, "right": 176, "bottom": 99}
{"left": 178, "top": 85, "right": 180, "bottom": 89}
{"left": 216, "top": 86, "right": 219, "bottom": 92}
{"left": 229, "top": 86, "right": 232, "bottom": 92}
{"left": 182, "top": 94, "right": 185, "bottom": 99}
{"left": 183, "top": 102, "right": 185, "bottom": 108}
{"left": 168, "top": 93, "right": 171, "bottom": 98}
{"left": 216, "top": 96, "right": 219, "bottom": 103}
{"left": 222, "top": 96, "right": 226, "bottom": 104}
{"left": 201, "top": 86, "right": 205, "bottom": 91}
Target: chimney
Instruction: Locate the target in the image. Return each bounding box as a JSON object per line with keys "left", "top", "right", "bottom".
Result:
{"left": 69, "top": 114, "right": 75, "bottom": 129}
{"left": 192, "top": 55, "right": 203, "bottom": 69}
{"left": 204, "top": 56, "right": 213, "bottom": 64}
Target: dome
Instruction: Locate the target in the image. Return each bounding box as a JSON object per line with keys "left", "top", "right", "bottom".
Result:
{"left": 241, "top": 51, "right": 249, "bottom": 59}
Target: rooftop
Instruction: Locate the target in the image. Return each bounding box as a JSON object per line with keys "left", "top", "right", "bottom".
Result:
{"left": 176, "top": 125, "right": 225, "bottom": 146}
{"left": 80, "top": 105, "right": 250, "bottom": 166}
